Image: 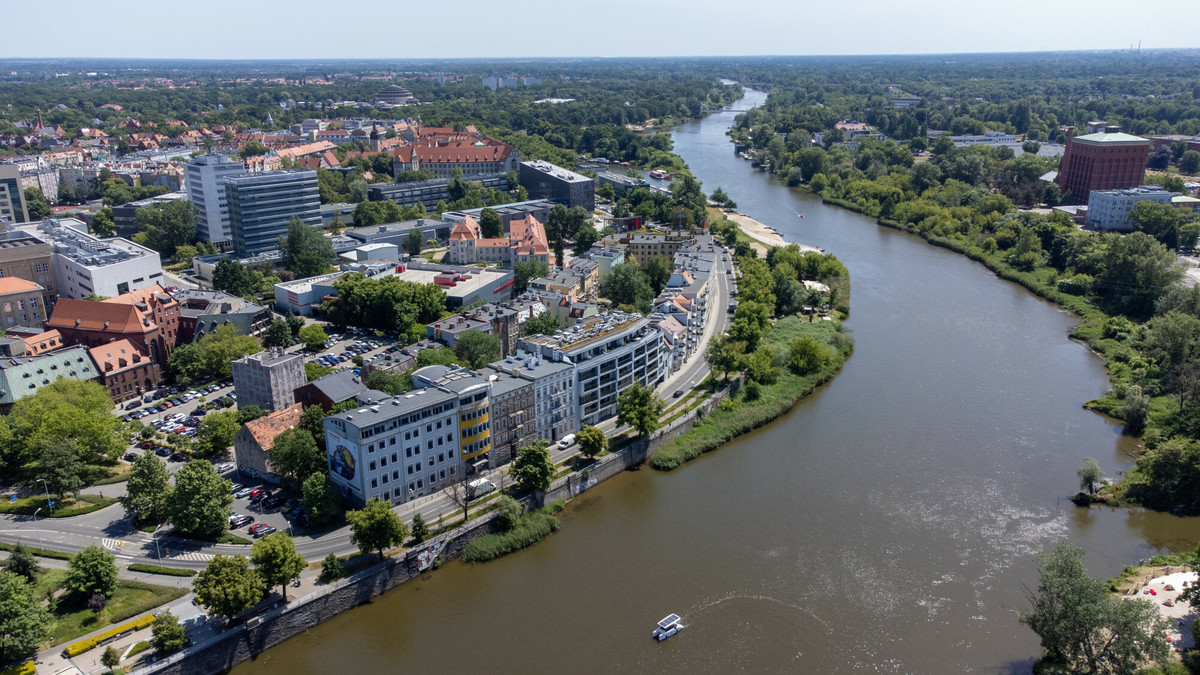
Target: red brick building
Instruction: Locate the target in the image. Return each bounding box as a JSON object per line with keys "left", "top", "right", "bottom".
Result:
{"left": 89, "top": 339, "right": 161, "bottom": 402}
{"left": 1055, "top": 126, "right": 1151, "bottom": 205}
{"left": 47, "top": 284, "right": 181, "bottom": 366}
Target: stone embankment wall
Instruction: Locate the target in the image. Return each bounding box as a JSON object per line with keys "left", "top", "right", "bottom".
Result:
{"left": 136, "top": 384, "right": 736, "bottom": 675}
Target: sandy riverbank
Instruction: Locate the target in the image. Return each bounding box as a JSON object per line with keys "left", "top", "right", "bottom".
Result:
{"left": 726, "top": 212, "right": 823, "bottom": 255}
{"left": 1115, "top": 566, "right": 1197, "bottom": 652}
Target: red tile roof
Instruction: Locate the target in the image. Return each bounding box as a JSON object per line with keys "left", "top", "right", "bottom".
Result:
{"left": 24, "top": 329, "right": 62, "bottom": 355}
{"left": 0, "top": 277, "right": 44, "bottom": 295}
{"left": 48, "top": 298, "right": 149, "bottom": 334}
{"left": 243, "top": 403, "right": 304, "bottom": 451}
{"left": 88, "top": 339, "right": 149, "bottom": 373}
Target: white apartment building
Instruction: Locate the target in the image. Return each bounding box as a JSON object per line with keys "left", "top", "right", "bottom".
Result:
{"left": 324, "top": 388, "right": 464, "bottom": 508}
{"left": 519, "top": 312, "right": 665, "bottom": 427}
{"left": 1086, "top": 186, "right": 1175, "bottom": 231}
{"left": 186, "top": 154, "right": 247, "bottom": 246}
{"left": 488, "top": 352, "right": 576, "bottom": 444}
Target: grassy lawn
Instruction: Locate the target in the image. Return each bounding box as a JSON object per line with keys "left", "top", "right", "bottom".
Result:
{"left": 90, "top": 463, "right": 132, "bottom": 486}
{"left": 0, "top": 494, "right": 118, "bottom": 518}
{"left": 35, "top": 571, "right": 188, "bottom": 648}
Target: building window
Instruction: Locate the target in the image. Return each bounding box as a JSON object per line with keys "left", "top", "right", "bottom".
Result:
{"left": 371, "top": 478, "right": 378, "bottom": 489}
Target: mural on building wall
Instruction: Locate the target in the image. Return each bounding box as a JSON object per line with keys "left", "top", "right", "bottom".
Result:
{"left": 330, "top": 444, "right": 356, "bottom": 480}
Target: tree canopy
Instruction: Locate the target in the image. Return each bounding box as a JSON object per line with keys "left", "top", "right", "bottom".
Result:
{"left": 278, "top": 217, "right": 335, "bottom": 279}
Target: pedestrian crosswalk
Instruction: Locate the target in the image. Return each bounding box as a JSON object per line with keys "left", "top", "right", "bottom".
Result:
{"left": 169, "top": 551, "right": 213, "bottom": 562}
{"left": 102, "top": 538, "right": 125, "bottom": 551}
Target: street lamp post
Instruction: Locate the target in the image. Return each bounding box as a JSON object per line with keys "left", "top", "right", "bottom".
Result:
{"left": 32, "top": 508, "right": 44, "bottom": 551}
{"left": 154, "top": 523, "right": 164, "bottom": 561}
{"left": 36, "top": 478, "right": 52, "bottom": 515}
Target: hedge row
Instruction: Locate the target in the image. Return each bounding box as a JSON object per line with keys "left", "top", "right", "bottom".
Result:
{"left": 127, "top": 563, "right": 197, "bottom": 577}
{"left": 63, "top": 613, "right": 156, "bottom": 657}
{"left": 0, "top": 541, "right": 71, "bottom": 561}
{"left": 0, "top": 661, "right": 34, "bottom": 675}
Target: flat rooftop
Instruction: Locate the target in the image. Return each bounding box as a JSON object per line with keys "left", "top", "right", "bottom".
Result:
{"left": 331, "top": 387, "right": 457, "bottom": 428}
{"left": 522, "top": 312, "right": 646, "bottom": 353}
{"left": 522, "top": 160, "right": 593, "bottom": 184}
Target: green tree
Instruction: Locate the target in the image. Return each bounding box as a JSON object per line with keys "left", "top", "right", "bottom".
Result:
{"left": 250, "top": 532, "right": 306, "bottom": 599}
{"left": 65, "top": 544, "right": 118, "bottom": 598}
{"left": 193, "top": 554, "right": 263, "bottom": 620}
{"left": 646, "top": 255, "right": 672, "bottom": 295}
{"left": 302, "top": 472, "right": 341, "bottom": 526}
{"left": 318, "top": 553, "right": 345, "bottom": 583}
{"left": 240, "top": 139, "right": 268, "bottom": 158}
{"left": 5, "top": 378, "right": 121, "bottom": 468}
{"left": 616, "top": 382, "right": 663, "bottom": 437}
{"left": 511, "top": 440, "right": 555, "bottom": 492}
{"left": 262, "top": 319, "right": 292, "bottom": 348}
{"left": 513, "top": 261, "right": 550, "bottom": 295}
{"left": 521, "top": 311, "right": 560, "bottom": 337}
{"left": 410, "top": 513, "right": 430, "bottom": 544}
{"left": 92, "top": 206, "right": 116, "bottom": 237}
{"left": 742, "top": 346, "right": 779, "bottom": 384}
{"left": 194, "top": 410, "right": 240, "bottom": 458}
{"left": 572, "top": 224, "right": 600, "bottom": 255}
{"left": 1020, "top": 543, "right": 1169, "bottom": 673}
{"left": 134, "top": 199, "right": 198, "bottom": 259}
{"left": 575, "top": 425, "right": 607, "bottom": 460}
{"left": 788, "top": 336, "right": 834, "bottom": 375}
{"left": 269, "top": 429, "right": 323, "bottom": 487}
{"left": 706, "top": 335, "right": 745, "bottom": 381}
{"left": 198, "top": 324, "right": 263, "bottom": 378}
{"left": 601, "top": 261, "right": 654, "bottom": 314}
{"left": 166, "top": 460, "right": 232, "bottom": 538}
{"left": 402, "top": 228, "right": 424, "bottom": 257}
{"left": 454, "top": 329, "right": 502, "bottom": 369}
{"left": 346, "top": 497, "right": 408, "bottom": 560}
{"left": 1076, "top": 457, "right": 1103, "bottom": 494}
{"left": 150, "top": 610, "right": 188, "bottom": 655}
{"left": 1122, "top": 385, "right": 1152, "bottom": 436}
{"left": 39, "top": 438, "right": 84, "bottom": 500}
{"left": 305, "top": 361, "right": 331, "bottom": 382}
{"left": 286, "top": 313, "right": 306, "bottom": 336}
{"left": 2, "top": 544, "right": 38, "bottom": 583}
{"left": 1098, "top": 232, "right": 1183, "bottom": 318}
{"left": 0, "top": 571, "right": 51, "bottom": 665}
{"left": 212, "top": 258, "right": 252, "bottom": 297}
{"left": 102, "top": 645, "right": 121, "bottom": 670}
{"left": 298, "top": 323, "right": 328, "bottom": 352}
{"left": 278, "top": 217, "right": 335, "bottom": 279}
{"left": 236, "top": 405, "right": 267, "bottom": 424}
{"left": 479, "top": 208, "right": 504, "bottom": 239}
{"left": 365, "top": 369, "right": 413, "bottom": 396}
{"left": 494, "top": 496, "right": 522, "bottom": 531}
{"left": 22, "top": 187, "right": 51, "bottom": 221}
{"left": 120, "top": 453, "right": 172, "bottom": 525}
{"left": 1180, "top": 149, "right": 1200, "bottom": 175}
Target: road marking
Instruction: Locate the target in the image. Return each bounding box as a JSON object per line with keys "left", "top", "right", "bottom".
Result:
{"left": 102, "top": 538, "right": 125, "bottom": 550}
{"left": 170, "top": 552, "right": 213, "bottom": 562}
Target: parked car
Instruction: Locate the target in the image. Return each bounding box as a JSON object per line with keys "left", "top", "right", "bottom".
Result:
{"left": 155, "top": 447, "right": 171, "bottom": 457}
{"left": 230, "top": 515, "right": 254, "bottom": 529}
{"left": 230, "top": 483, "right": 244, "bottom": 493}
{"left": 169, "top": 452, "right": 189, "bottom": 462}
{"left": 247, "top": 523, "right": 269, "bottom": 536}
{"left": 193, "top": 408, "right": 208, "bottom": 417}
{"left": 253, "top": 525, "right": 277, "bottom": 538}
{"left": 124, "top": 400, "right": 142, "bottom": 410}
{"left": 248, "top": 489, "right": 268, "bottom": 503}
{"left": 124, "top": 452, "right": 139, "bottom": 462}
{"left": 235, "top": 487, "right": 255, "bottom": 499}
{"left": 263, "top": 495, "right": 286, "bottom": 509}
{"left": 216, "top": 462, "right": 235, "bottom": 473}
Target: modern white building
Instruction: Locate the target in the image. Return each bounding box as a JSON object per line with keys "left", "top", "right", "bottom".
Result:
{"left": 519, "top": 312, "right": 665, "bottom": 427}
{"left": 323, "top": 387, "right": 464, "bottom": 508}
{"left": 185, "top": 154, "right": 247, "bottom": 246}
{"left": 1086, "top": 186, "right": 1175, "bottom": 231}
{"left": 13, "top": 218, "right": 163, "bottom": 299}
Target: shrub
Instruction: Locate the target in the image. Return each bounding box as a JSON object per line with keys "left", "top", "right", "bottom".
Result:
{"left": 318, "top": 553, "right": 345, "bottom": 583}
{"left": 126, "top": 564, "right": 197, "bottom": 577}
{"left": 63, "top": 614, "right": 156, "bottom": 657}
{"left": 461, "top": 511, "right": 561, "bottom": 563}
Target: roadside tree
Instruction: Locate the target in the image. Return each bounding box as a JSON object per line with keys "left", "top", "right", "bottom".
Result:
{"left": 101, "top": 646, "right": 120, "bottom": 670}
{"left": 318, "top": 554, "right": 344, "bottom": 583}
{"left": 576, "top": 425, "right": 607, "bottom": 460}
{"left": 302, "top": 472, "right": 341, "bottom": 526}
{"left": 193, "top": 554, "right": 263, "bottom": 621}
{"left": 39, "top": 438, "right": 84, "bottom": 500}
{"left": 511, "top": 440, "right": 555, "bottom": 492}
{"left": 347, "top": 497, "right": 408, "bottom": 560}
{"left": 166, "top": 460, "right": 233, "bottom": 539}
{"left": 121, "top": 453, "right": 172, "bottom": 526}
{"left": 5, "top": 378, "right": 122, "bottom": 469}
{"left": 3, "top": 544, "right": 38, "bottom": 583}
{"left": 250, "top": 532, "right": 307, "bottom": 600}
{"left": 150, "top": 610, "right": 188, "bottom": 655}
{"left": 0, "top": 571, "right": 51, "bottom": 665}
{"left": 65, "top": 544, "right": 118, "bottom": 598}
{"left": 298, "top": 324, "right": 328, "bottom": 352}
{"left": 617, "top": 382, "right": 664, "bottom": 437}
{"left": 410, "top": 513, "right": 430, "bottom": 544}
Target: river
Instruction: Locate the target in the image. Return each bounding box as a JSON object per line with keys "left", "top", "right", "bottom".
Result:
{"left": 234, "top": 88, "right": 1200, "bottom": 673}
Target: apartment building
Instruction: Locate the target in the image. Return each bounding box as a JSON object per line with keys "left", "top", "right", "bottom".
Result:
{"left": 185, "top": 154, "right": 247, "bottom": 246}
{"left": 0, "top": 278, "right": 47, "bottom": 329}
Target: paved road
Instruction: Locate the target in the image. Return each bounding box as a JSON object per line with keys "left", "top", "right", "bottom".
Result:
{"left": 0, "top": 252, "right": 733, "bottom": 569}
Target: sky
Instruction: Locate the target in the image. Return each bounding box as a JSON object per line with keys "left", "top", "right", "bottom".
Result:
{"left": 5, "top": 0, "right": 1198, "bottom": 60}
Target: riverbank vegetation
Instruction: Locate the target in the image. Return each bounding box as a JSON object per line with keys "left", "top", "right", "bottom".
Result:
{"left": 650, "top": 212, "right": 853, "bottom": 470}
{"left": 730, "top": 72, "right": 1200, "bottom": 513}
{"left": 461, "top": 499, "right": 564, "bottom": 563}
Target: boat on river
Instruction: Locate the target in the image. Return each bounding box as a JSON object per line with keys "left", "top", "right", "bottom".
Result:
{"left": 652, "top": 614, "right": 683, "bottom": 641}
{"left": 649, "top": 169, "right": 672, "bottom": 180}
